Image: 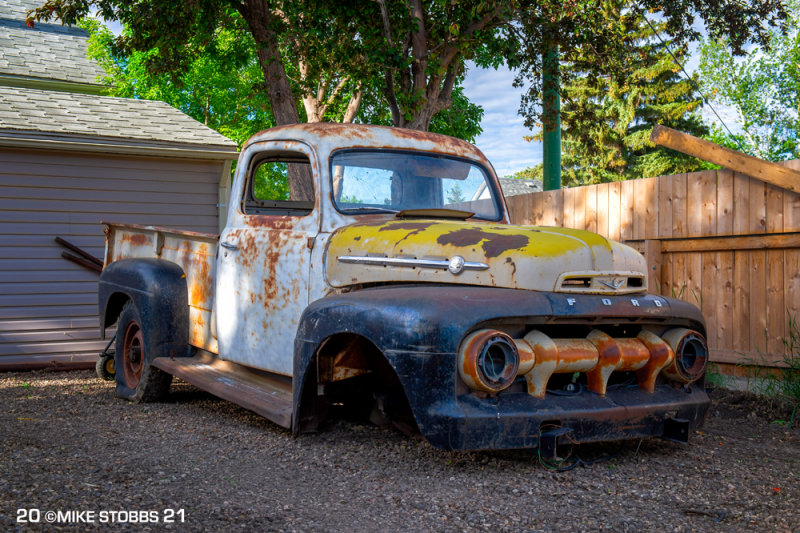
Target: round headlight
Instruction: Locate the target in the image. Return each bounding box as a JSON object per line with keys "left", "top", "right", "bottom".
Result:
{"left": 662, "top": 328, "right": 708, "bottom": 383}
{"left": 458, "top": 329, "right": 520, "bottom": 393}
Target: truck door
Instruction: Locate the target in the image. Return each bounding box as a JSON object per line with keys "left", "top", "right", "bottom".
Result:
{"left": 215, "top": 141, "right": 319, "bottom": 376}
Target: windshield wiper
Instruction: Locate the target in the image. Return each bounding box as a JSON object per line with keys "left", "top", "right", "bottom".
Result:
{"left": 339, "top": 206, "right": 400, "bottom": 214}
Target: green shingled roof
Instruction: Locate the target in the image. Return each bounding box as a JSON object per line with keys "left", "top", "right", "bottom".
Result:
{"left": 0, "top": 86, "right": 237, "bottom": 149}
{"left": 0, "top": 0, "right": 106, "bottom": 91}
{"left": 0, "top": 0, "right": 47, "bottom": 20}
{"left": 0, "top": 1, "right": 236, "bottom": 153}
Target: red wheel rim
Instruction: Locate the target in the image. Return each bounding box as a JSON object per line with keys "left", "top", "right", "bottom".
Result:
{"left": 121, "top": 321, "right": 144, "bottom": 388}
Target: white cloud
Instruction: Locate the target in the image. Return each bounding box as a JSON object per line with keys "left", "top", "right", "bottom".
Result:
{"left": 462, "top": 63, "right": 543, "bottom": 177}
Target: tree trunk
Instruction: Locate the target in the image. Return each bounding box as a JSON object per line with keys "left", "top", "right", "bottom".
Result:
{"left": 391, "top": 68, "right": 455, "bottom": 131}
{"left": 239, "top": 0, "right": 313, "bottom": 202}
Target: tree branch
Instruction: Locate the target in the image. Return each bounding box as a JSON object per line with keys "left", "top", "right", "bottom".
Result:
{"left": 343, "top": 82, "right": 363, "bottom": 123}
{"left": 437, "top": 66, "right": 458, "bottom": 109}
{"left": 439, "top": 7, "right": 501, "bottom": 69}
{"left": 325, "top": 76, "right": 349, "bottom": 107}
{"left": 376, "top": 0, "right": 401, "bottom": 125}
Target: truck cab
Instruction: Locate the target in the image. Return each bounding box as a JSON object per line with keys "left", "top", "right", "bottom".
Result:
{"left": 99, "top": 124, "right": 710, "bottom": 452}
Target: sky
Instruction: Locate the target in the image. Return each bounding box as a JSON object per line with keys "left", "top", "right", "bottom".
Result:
{"left": 462, "top": 64, "right": 542, "bottom": 178}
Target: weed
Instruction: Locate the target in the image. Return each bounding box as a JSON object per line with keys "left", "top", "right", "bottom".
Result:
{"left": 20, "top": 382, "right": 32, "bottom": 390}
{"left": 671, "top": 283, "right": 686, "bottom": 301}
{"left": 738, "top": 311, "right": 800, "bottom": 428}
{"left": 691, "top": 288, "right": 703, "bottom": 309}
{"left": 704, "top": 363, "right": 731, "bottom": 389}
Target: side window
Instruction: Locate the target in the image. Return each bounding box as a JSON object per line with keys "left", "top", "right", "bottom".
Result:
{"left": 244, "top": 153, "right": 314, "bottom": 215}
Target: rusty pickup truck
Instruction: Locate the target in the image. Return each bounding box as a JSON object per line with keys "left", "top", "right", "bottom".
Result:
{"left": 98, "top": 123, "right": 710, "bottom": 453}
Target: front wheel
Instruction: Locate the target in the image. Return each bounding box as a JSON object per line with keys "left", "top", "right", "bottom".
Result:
{"left": 114, "top": 302, "right": 172, "bottom": 402}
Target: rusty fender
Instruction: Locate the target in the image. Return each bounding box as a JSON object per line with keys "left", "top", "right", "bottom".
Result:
{"left": 98, "top": 258, "right": 190, "bottom": 359}
{"left": 292, "top": 285, "right": 710, "bottom": 451}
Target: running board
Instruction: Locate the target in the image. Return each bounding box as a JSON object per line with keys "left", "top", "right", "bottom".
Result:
{"left": 152, "top": 353, "right": 293, "bottom": 429}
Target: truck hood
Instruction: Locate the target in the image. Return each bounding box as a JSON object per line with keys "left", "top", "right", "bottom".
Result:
{"left": 325, "top": 219, "right": 647, "bottom": 294}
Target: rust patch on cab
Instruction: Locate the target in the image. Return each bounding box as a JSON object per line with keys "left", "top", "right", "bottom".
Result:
{"left": 246, "top": 215, "right": 296, "bottom": 231}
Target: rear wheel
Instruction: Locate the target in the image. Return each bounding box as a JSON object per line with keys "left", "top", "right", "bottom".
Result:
{"left": 114, "top": 301, "right": 172, "bottom": 402}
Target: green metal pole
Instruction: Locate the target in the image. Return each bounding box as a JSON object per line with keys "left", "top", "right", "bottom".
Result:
{"left": 542, "top": 38, "right": 561, "bottom": 191}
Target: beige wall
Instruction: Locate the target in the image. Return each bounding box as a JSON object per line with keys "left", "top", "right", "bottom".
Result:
{"left": 0, "top": 147, "right": 226, "bottom": 368}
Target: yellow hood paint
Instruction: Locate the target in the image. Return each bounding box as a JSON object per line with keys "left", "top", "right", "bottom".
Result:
{"left": 325, "top": 219, "right": 647, "bottom": 293}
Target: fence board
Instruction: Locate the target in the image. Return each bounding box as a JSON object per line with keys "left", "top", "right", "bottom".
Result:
{"left": 767, "top": 184, "right": 785, "bottom": 233}
{"left": 732, "top": 250, "right": 750, "bottom": 355}
{"left": 658, "top": 176, "right": 673, "bottom": 239}
{"left": 716, "top": 251, "right": 734, "bottom": 353}
{"left": 573, "top": 186, "right": 586, "bottom": 231}
{"left": 596, "top": 183, "right": 609, "bottom": 237}
{"left": 608, "top": 182, "right": 621, "bottom": 241}
{"left": 701, "top": 252, "right": 717, "bottom": 355}
{"left": 786, "top": 188, "right": 800, "bottom": 231}
{"left": 543, "top": 190, "right": 562, "bottom": 226}
{"left": 672, "top": 174, "right": 687, "bottom": 237}
{"left": 766, "top": 249, "right": 785, "bottom": 360}
{"left": 687, "top": 253, "right": 703, "bottom": 311}
{"left": 786, "top": 249, "right": 800, "bottom": 348}
{"left": 750, "top": 178, "right": 767, "bottom": 233}
{"left": 733, "top": 172, "right": 751, "bottom": 235}
{"left": 562, "top": 187, "right": 575, "bottom": 229}
{"left": 672, "top": 251, "right": 687, "bottom": 301}
{"left": 642, "top": 178, "right": 658, "bottom": 239}
{"left": 585, "top": 185, "right": 597, "bottom": 233}
{"left": 717, "top": 170, "right": 734, "bottom": 235}
{"left": 531, "top": 192, "right": 543, "bottom": 226}
{"left": 699, "top": 171, "right": 717, "bottom": 236}
{"left": 687, "top": 173, "right": 704, "bottom": 236}
{"left": 750, "top": 250, "right": 768, "bottom": 356}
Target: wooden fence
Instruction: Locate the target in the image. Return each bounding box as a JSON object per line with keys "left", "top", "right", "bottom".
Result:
{"left": 506, "top": 165, "right": 800, "bottom": 370}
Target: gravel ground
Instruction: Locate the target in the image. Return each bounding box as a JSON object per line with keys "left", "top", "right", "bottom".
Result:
{"left": 1, "top": 370, "right": 798, "bottom": 532}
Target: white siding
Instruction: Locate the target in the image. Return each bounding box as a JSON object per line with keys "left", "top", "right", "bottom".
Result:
{"left": 0, "top": 148, "right": 225, "bottom": 368}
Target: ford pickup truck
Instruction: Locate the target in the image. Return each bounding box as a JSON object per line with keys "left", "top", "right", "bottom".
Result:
{"left": 97, "top": 123, "right": 710, "bottom": 453}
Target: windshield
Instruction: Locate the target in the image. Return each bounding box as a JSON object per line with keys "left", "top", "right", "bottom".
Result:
{"left": 330, "top": 150, "right": 501, "bottom": 220}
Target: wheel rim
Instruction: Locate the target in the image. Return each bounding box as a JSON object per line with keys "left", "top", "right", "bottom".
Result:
{"left": 104, "top": 356, "right": 115, "bottom": 376}
{"left": 121, "top": 322, "right": 144, "bottom": 388}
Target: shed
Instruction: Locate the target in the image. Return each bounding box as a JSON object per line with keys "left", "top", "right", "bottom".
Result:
{"left": 0, "top": 0, "right": 238, "bottom": 369}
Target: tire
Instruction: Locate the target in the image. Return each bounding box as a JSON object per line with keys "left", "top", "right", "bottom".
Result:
{"left": 114, "top": 301, "right": 172, "bottom": 402}
{"left": 95, "top": 353, "right": 115, "bottom": 381}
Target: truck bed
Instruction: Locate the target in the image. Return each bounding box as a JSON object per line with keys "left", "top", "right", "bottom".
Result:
{"left": 104, "top": 222, "right": 218, "bottom": 354}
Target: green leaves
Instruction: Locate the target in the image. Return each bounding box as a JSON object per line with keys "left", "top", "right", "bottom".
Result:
{"left": 553, "top": 2, "right": 709, "bottom": 185}
{"left": 698, "top": 0, "right": 800, "bottom": 162}
{"left": 510, "top": 0, "right": 786, "bottom": 138}
{"left": 81, "top": 14, "right": 274, "bottom": 148}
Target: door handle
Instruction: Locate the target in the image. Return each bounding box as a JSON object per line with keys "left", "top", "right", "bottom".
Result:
{"left": 220, "top": 241, "right": 238, "bottom": 251}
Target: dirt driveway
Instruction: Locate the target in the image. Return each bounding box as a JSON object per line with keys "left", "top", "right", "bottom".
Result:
{"left": 1, "top": 370, "right": 798, "bottom": 532}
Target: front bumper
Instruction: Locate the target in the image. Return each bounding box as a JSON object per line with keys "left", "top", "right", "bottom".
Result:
{"left": 423, "top": 383, "right": 709, "bottom": 451}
